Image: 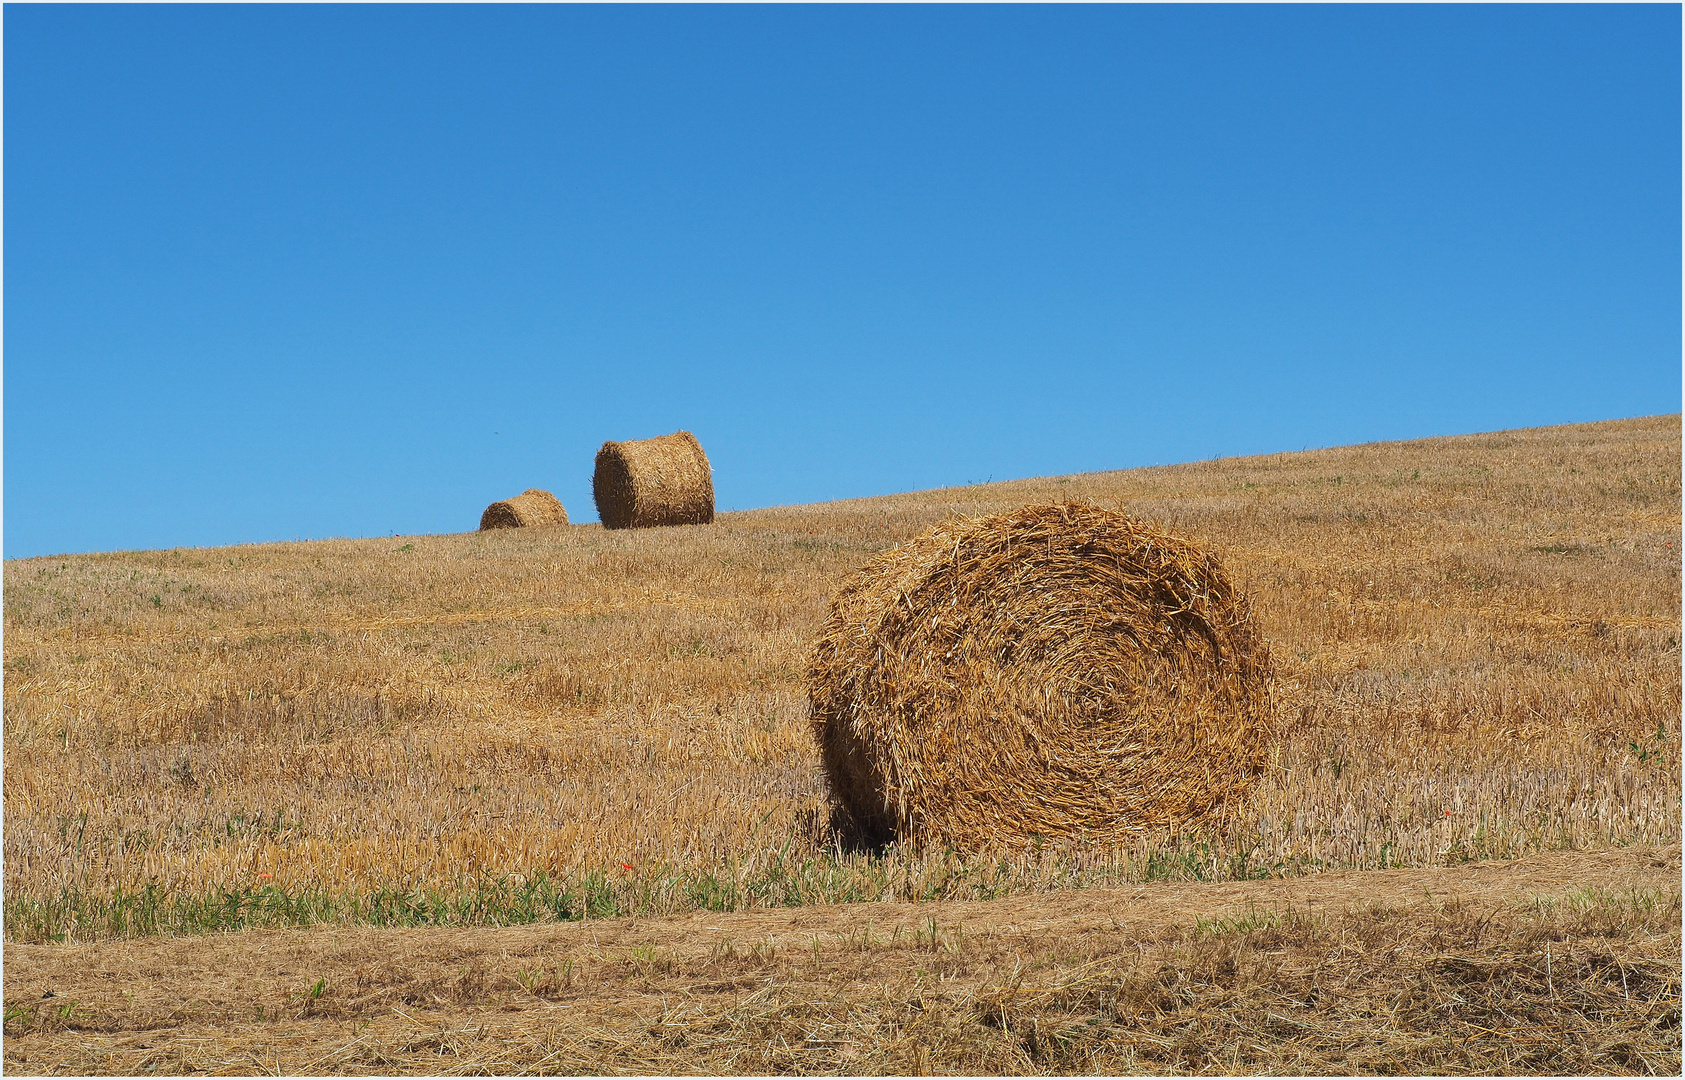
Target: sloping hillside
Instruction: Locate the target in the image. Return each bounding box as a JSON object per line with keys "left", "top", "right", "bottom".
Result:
{"left": 5, "top": 415, "right": 1680, "bottom": 1072}
{"left": 4, "top": 416, "right": 1678, "bottom": 938}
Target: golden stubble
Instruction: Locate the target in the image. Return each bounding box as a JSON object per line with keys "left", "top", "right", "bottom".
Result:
{"left": 3, "top": 415, "right": 1679, "bottom": 915}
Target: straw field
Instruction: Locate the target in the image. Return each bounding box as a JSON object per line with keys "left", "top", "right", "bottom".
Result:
{"left": 7, "top": 848, "right": 1679, "bottom": 1074}
{"left": 3, "top": 416, "right": 1678, "bottom": 940}
{"left": 3, "top": 414, "right": 1679, "bottom": 1072}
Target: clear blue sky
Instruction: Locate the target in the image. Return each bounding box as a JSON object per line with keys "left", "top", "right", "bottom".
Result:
{"left": 5, "top": 5, "right": 1679, "bottom": 558}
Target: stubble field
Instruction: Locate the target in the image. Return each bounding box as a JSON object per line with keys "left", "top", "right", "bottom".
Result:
{"left": 4, "top": 414, "right": 1681, "bottom": 1073}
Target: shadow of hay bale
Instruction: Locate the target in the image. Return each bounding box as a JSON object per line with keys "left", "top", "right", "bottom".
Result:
{"left": 480, "top": 489, "right": 569, "bottom": 530}
{"left": 593, "top": 431, "right": 715, "bottom": 530}
{"left": 808, "top": 502, "right": 1274, "bottom": 851}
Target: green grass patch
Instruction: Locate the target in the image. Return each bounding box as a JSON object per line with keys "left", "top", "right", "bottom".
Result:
{"left": 4, "top": 829, "right": 1591, "bottom": 944}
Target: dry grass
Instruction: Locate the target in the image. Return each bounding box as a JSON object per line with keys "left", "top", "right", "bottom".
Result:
{"left": 810, "top": 503, "right": 1272, "bottom": 849}
{"left": 3, "top": 416, "right": 1679, "bottom": 942}
{"left": 5, "top": 848, "right": 1679, "bottom": 1074}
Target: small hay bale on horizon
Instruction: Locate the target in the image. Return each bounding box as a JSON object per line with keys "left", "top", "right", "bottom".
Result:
{"left": 808, "top": 502, "right": 1273, "bottom": 851}
{"left": 479, "top": 489, "right": 570, "bottom": 530}
{"left": 593, "top": 430, "right": 715, "bottom": 530}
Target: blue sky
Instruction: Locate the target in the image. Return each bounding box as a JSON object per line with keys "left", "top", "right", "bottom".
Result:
{"left": 5, "top": 4, "right": 1679, "bottom": 558}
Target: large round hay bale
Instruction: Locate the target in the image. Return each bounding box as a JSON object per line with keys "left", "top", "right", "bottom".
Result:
{"left": 592, "top": 431, "right": 714, "bottom": 530}
{"left": 480, "top": 489, "right": 569, "bottom": 530}
{"left": 808, "top": 502, "right": 1273, "bottom": 850}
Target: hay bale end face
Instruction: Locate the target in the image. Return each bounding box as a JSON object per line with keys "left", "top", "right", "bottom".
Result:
{"left": 808, "top": 503, "right": 1273, "bottom": 851}
{"left": 480, "top": 489, "right": 569, "bottom": 530}
{"left": 593, "top": 431, "right": 715, "bottom": 530}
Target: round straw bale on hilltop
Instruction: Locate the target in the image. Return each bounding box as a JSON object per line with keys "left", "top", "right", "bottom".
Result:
{"left": 593, "top": 431, "right": 715, "bottom": 530}
{"left": 808, "top": 502, "right": 1273, "bottom": 851}
{"left": 480, "top": 489, "right": 569, "bottom": 530}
